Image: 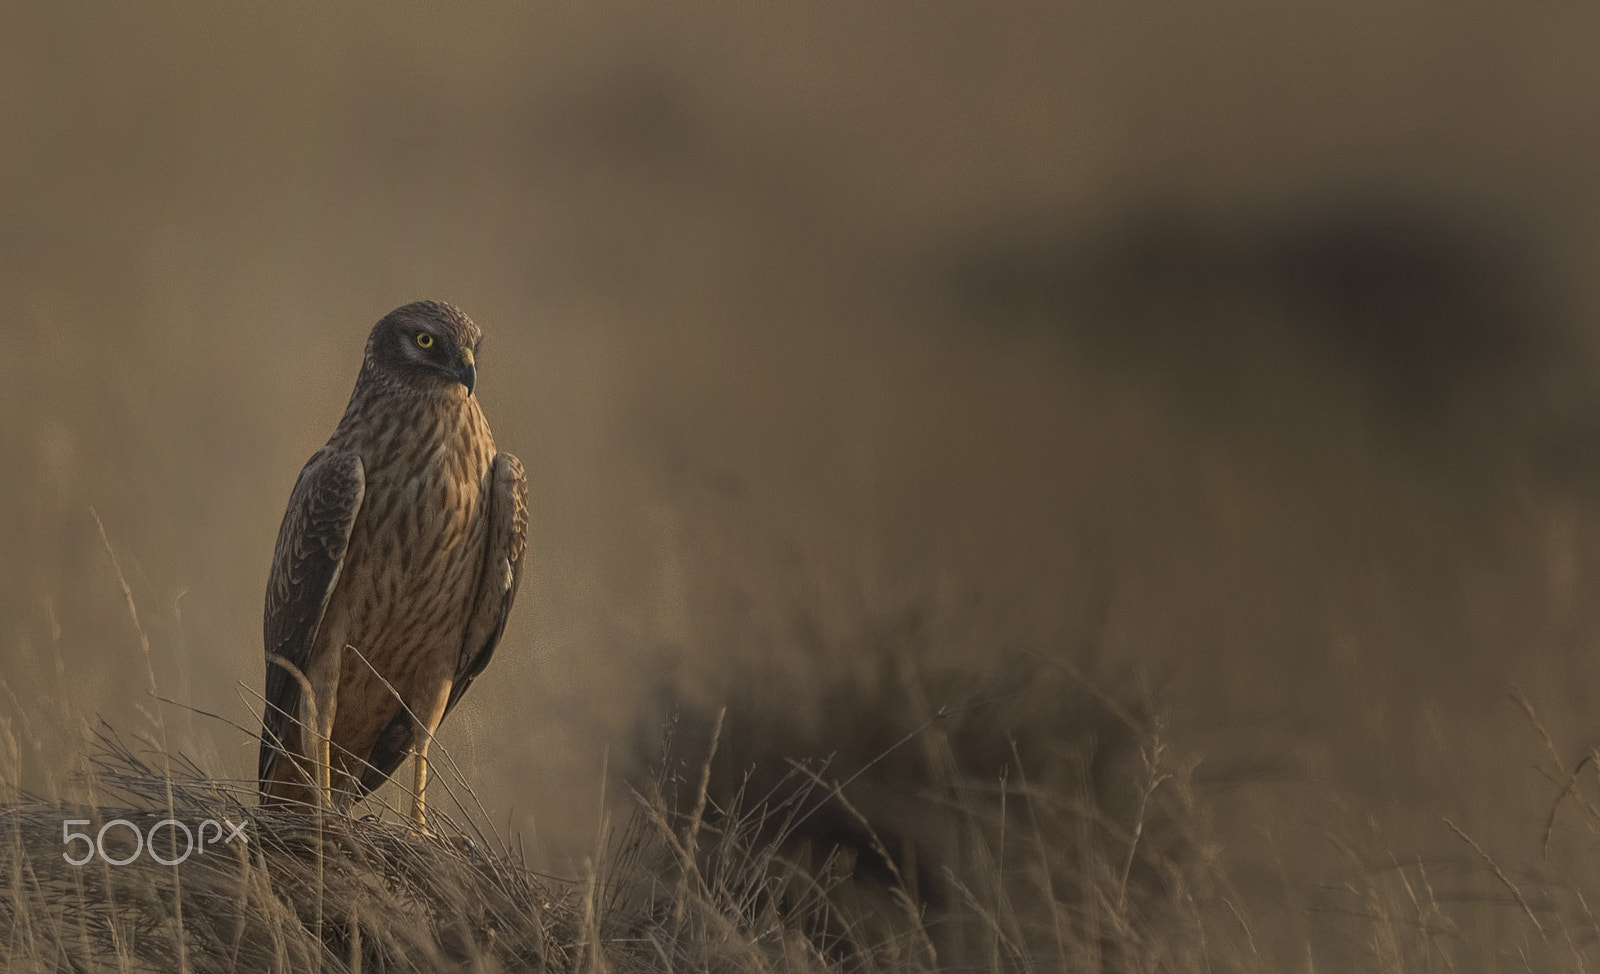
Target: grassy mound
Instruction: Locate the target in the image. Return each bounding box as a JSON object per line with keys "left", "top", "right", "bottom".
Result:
{"left": 0, "top": 654, "right": 1204, "bottom": 973}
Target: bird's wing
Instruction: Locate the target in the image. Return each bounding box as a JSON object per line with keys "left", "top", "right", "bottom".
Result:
{"left": 358, "top": 452, "right": 526, "bottom": 795}
{"left": 447, "top": 451, "right": 529, "bottom": 715}
{"left": 258, "top": 448, "right": 365, "bottom": 787}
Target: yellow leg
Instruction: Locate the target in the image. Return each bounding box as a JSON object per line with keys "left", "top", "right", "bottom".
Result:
{"left": 318, "top": 736, "right": 333, "bottom": 811}
{"left": 411, "top": 745, "right": 429, "bottom": 829}
{"left": 310, "top": 641, "right": 342, "bottom": 813}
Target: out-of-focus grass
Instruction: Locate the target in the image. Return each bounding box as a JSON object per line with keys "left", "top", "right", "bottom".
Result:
{"left": 9, "top": 659, "right": 1600, "bottom": 972}
{"left": 0, "top": 652, "right": 1214, "bottom": 973}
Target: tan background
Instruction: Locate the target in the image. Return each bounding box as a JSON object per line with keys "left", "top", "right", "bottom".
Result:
{"left": 6, "top": 3, "right": 1600, "bottom": 963}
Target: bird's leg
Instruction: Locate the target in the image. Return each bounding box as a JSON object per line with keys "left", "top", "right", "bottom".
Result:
{"left": 318, "top": 738, "right": 333, "bottom": 808}
{"left": 409, "top": 685, "right": 453, "bottom": 837}
{"left": 309, "top": 642, "right": 343, "bottom": 812}
{"left": 411, "top": 740, "right": 430, "bottom": 829}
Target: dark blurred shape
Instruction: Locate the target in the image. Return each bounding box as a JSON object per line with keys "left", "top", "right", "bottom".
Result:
{"left": 1261, "top": 201, "right": 1550, "bottom": 416}
{"left": 949, "top": 198, "right": 1567, "bottom": 428}
{"left": 637, "top": 614, "right": 1196, "bottom": 966}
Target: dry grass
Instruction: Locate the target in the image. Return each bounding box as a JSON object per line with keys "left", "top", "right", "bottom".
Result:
{"left": 7, "top": 626, "right": 1600, "bottom": 972}
{"left": 1, "top": 733, "right": 567, "bottom": 972}
{"left": 7, "top": 569, "right": 1600, "bottom": 973}
{"left": 0, "top": 649, "right": 1213, "bottom": 973}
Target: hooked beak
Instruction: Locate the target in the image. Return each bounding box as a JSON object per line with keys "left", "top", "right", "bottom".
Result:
{"left": 458, "top": 346, "right": 476, "bottom": 396}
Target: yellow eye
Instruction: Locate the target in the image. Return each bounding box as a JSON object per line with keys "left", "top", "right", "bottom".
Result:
{"left": 415, "top": 332, "right": 434, "bottom": 349}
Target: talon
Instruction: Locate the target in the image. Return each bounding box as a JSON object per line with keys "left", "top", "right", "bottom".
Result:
{"left": 405, "top": 828, "right": 476, "bottom": 857}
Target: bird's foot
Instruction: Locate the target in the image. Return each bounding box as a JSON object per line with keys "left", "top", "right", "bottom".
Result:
{"left": 405, "top": 823, "right": 478, "bottom": 856}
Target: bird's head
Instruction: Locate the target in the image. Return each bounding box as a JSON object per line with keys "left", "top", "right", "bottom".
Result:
{"left": 363, "top": 300, "right": 485, "bottom": 397}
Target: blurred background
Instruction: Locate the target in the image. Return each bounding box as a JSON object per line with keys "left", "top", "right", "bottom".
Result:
{"left": 6, "top": 2, "right": 1600, "bottom": 965}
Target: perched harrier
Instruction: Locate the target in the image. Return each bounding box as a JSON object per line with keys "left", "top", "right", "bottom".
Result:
{"left": 258, "top": 300, "right": 528, "bottom": 827}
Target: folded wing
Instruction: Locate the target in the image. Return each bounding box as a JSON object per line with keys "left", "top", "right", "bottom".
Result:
{"left": 259, "top": 448, "right": 365, "bottom": 790}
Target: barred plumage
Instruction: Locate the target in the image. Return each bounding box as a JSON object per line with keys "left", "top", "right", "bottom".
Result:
{"left": 259, "top": 300, "right": 528, "bottom": 825}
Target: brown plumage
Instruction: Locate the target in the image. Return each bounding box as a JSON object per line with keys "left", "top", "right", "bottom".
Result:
{"left": 258, "top": 300, "right": 528, "bottom": 825}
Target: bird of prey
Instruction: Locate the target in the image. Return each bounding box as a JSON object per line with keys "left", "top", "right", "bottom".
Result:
{"left": 258, "top": 300, "right": 528, "bottom": 827}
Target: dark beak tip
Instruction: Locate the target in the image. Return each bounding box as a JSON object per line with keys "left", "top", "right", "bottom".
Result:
{"left": 460, "top": 363, "right": 477, "bottom": 395}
